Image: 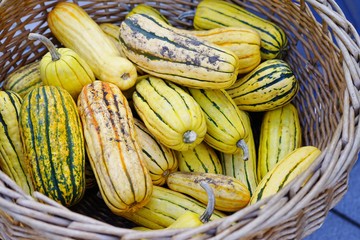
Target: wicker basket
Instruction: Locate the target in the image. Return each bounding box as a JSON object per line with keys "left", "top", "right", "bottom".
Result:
{"left": 1, "top": 0, "right": 360, "bottom": 239}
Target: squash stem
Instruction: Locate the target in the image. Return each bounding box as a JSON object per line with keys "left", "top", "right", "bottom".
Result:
{"left": 199, "top": 181, "right": 215, "bottom": 223}
{"left": 28, "top": 33, "right": 61, "bottom": 61}
{"left": 236, "top": 139, "right": 249, "bottom": 161}
{"left": 183, "top": 130, "right": 197, "bottom": 143}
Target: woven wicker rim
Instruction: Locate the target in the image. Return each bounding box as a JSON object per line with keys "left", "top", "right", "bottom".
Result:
{"left": 0, "top": 0, "right": 360, "bottom": 239}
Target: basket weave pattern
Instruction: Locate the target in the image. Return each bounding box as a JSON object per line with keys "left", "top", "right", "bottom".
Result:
{"left": 0, "top": 0, "right": 360, "bottom": 239}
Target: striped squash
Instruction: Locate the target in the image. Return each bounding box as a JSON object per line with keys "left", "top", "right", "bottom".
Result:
{"left": 226, "top": 59, "right": 299, "bottom": 112}
{"left": 193, "top": 0, "right": 288, "bottom": 60}
{"left": 125, "top": 4, "right": 261, "bottom": 74}
{"left": 126, "top": 4, "right": 171, "bottom": 25}
{"left": 0, "top": 90, "right": 34, "bottom": 194}
{"left": 132, "top": 76, "right": 207, "bottom": 151}
{"left": 118, "top": 185, "right": 226, "bottom": 229}
{"left": 257, "top": 103, "right": 302, "bottom": 181}
{"left": 28, "top": 33, "right": 95, "bottom": 100}
{"left": 219, "top": 110, "right": 258, "bottom": 196}
{"left": 78, "top": 81, "right": 153, "bottom": 213}
{"left": 134, "top": 118, "right": 178, "bottom": 186}
{"left": 120, "top": 13, "right": 239, "bottom": 89}
{"left": 99, "top": 23, "right": 126, "bottom": 57}
{"left": 19, "top": 86, "right": 85, "bottom": 207}
{"left": 167, "top": 171, "right": 250, "bottom": 212}
{"left": 187, "top": 88, "right": 249, "bottom": 156}
{"left": 2, "top": 61, "right": 42, "bottom": 98}
{"left": 250, "top": 146, "right": 321, "bottom": 204}
{"left": 175, "top": 141, "right": 223, "bottom": 174}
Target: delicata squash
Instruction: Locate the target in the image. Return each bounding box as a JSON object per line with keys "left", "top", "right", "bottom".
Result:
{"left": 47, "top": 2, "right": 137, "bottom": 90}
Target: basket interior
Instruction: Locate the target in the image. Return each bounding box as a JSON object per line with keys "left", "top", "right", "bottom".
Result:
{"left": 0, "top": 0, "right": 347, "bottom": 230}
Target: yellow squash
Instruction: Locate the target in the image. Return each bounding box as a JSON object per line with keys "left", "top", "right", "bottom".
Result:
{"left": 167, "top": 171, "right": 250, "bottom": 212}
{"left": 77, "top": 81, "right": 153, "bottom": 213}
{"left": 47, "top": 2, "right": 137, "bottom": 90}
{"left": 2, "top": 61, "right": 43, "bottom": 98}
{"left": 28, "top": 33, "right": 94, "bottom": 100}
{"left": 250, "top": 146, "right": 321, "bottom": 204}
{"left": 132, "top": 76, "right": 207, "bottom": 151}
{"left": 257, "top": 103, "right": 302, "bottom": 181}
{"left": 134, "top": 118, "right": 178, "bottom": 186}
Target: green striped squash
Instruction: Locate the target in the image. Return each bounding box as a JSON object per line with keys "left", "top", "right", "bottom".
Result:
{"left": 118, "top": 185, "right": 226, "bottom": 229}
{"left": 175, "top": 141, "right": 223, "bottom": 174}
{"left": 257, "top": 103, "right": 302, "bottom": 181}
{"left": 19, "top": 86, "right": 85, "bottom": 207}
{"left": 187, "top": 88, "right": 249, "bottom": 156}
{"left": 219, "top": 110, "right": 258, "bottom": 196}
{"left": 193, "top": 0, "right": 288, "bottom": 60}
{"left": 133, "top": 76, "right": 207, "bottom": 151}
{"left": 0, "top": 90, "right": 34, "bottom": 194}
{"left": 2, "top": 61, "right": 43, "bottom": 98}
{"left": 134, "top": 118, "right": 178, "bottom": 186}
{"left": 250, "top": 146, "right": 321, "bottom": 204}
{"left": 226, "top": 59, "right": 299, "bottom": 112}
{"left": 119, "top": 13, "right": 239, "bottom": 89}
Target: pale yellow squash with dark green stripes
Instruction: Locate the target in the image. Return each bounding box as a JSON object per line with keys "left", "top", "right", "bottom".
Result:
{"left": 77, "top": 81, "right": 153, "bottom": 213}
{"left": 226, "top": 59, "right": 299, "bottom": 112}
{"left": 134, "top": 118, "right": 178, "bottom": 186}
{"left": 2, "top": 61, "right": 43, "bottom": 98}
{"left": 193, "top": 0, "right": 288, "bottom": 60}
{"left": 0, "top": 90, "right": 34, "bottom": 194}
{"left": 257, "top": 103, "right": 302, "bottom": 181}
{"left": 219, "top": 110, "right": 258, "bottom": 196}
{"left": 187, "top": 88, "right": 249, "bottom": 157}
{"left": 118, "top": 185, "right": 226, "bottom": 229}
{"left": 250, "top": 146, "right": 321, "bottom": 204}
{"left": 175, "top": 141, "right": 223, "bottom": 174}
{"left": 120, "top": 13, "right": 239, "bottom": 89}
{"left": 19, "top": 86, "right": 85, "bottom": 206}
{"left": 133, "top": 76, "right": 207, "bottom": 151}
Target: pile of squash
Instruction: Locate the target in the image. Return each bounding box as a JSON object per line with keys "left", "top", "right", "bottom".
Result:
{"left": 0, "top": 0, "right": 321, "bottom": 230}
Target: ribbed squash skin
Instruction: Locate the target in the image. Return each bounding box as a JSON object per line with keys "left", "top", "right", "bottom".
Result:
{"left": 187, "top": 27, "right": 261, "bottom": 74}
{"left": 118, "top": 185, "right": 226, "bottom": 229}
{"left": 2, "top": 61, "right": 42, "bottom": 98}
{"left": 77, "top": 81, "right": 153, "bottom": 213}
{"left": 19, "top": 86, "right": 85, "bottom": 207}
{"left": 187, "top": 88, "right": 248, "bottom": 155}
{"left": 219, "top": 110, "right": 258, "bottom": 196}
{"left": 0, "top": 90, "right": 34, "bottom": 194}
{"left": 134, "top": 118, "right": 178, "bottom": 186}
{"left": 167, "top": 172, "right": 250, "bottom": 212}
{"left": 133, "top": 76, "right": 207, "bottom": 151}
{"left": 126, "top": 4, "right": 171, "bottom": 25}
{"left": 39, "top": 46, "right": 95, "bottom": 100}
{"left": 193, "top": 0, "right": 288, "bottom": 60}
{"left": 175, "top": 141, "right": 223, "bottom": 174}
{"left": 257, "top": 103, "right": 302, "bottom": 181}
{"left": 124, "top": 4, "right": 260, "bottom": 74}
{"left": 99, "top": 23, "right": 125, "bottom": 57}
{"left": 120, "top": 13, "right": 239, "bottom": 89}
{"left": 226, "top": 59, "right": 299, "bottom": 112}
{"left": 47, "top": 2, "right": 137, "bottom": 90}
{"left": 250, "top": 146, "right": 321, "bottom": 204}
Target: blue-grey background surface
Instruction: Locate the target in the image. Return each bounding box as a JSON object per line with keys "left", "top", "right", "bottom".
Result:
{"left": 305, "top": 1, "right": 359, "bottom": 239}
